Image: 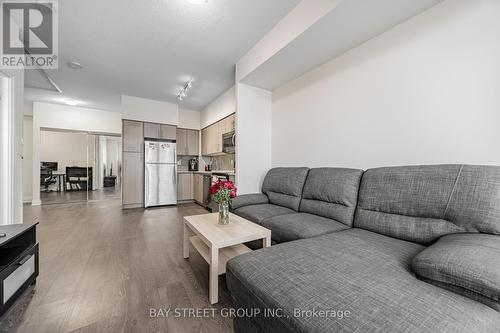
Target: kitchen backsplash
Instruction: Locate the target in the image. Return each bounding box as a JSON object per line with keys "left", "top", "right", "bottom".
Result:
{"left": 211, "top": 154, "right": 235, "bottom": 171}
{"left": 199, "top": 154, "right": 235, "bottom": 171}
{"left": 177, "top": 156, "right": 195, "bottom": 171}
{"left": 179, "top": 154, "right": 235, "bottom": 171}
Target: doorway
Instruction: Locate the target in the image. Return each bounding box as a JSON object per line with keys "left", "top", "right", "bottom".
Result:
{"left": 39, "top": 129, "right": 122, "bottom": 205}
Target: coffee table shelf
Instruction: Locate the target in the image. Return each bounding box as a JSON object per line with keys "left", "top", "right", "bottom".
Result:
{"left": 189, "top": 236, "right": 251, "bottom": 275}
{"left": 183, "top": 212, "right": 271, "bottom": 304}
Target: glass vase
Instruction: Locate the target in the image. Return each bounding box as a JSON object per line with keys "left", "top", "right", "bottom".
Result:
{"left": 218, "top": 202, "right": 229, "bottom": 225}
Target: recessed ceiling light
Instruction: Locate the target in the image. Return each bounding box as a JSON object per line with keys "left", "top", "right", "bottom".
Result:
{"left": 67, "top": 61, "right": 83, "bottom": 69}
{"left": 57, "top": 98, "right": 81, "bottom": 106}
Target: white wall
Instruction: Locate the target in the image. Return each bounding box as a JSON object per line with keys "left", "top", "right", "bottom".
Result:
{"left": 179, "top": 108, "right": 201, "bottom": 130}
{"left": 31, "top": 102, "right": 122, "bottom": 205}
{"left": 23, "top": 116, "right": 33, "bottom": 202}
{"left": 23, "top": 102, "right": 33, "bottom": 116}
{"left": 121, "top": 95, "right": 178, "bottom": 125}
{"left": 272, "top": 0, "right": 500, "bottom": 169}
{"left": 233, "top": 1, "right": 341, "bottom": 194}
{"left": 201, "top": 86, "right": 235, "bottom": 128}
{"left": 34, "top": 102, "right": 122, "bottom": 134}
{"left": 40, "top": 131, "right": 92, "bottom": 169}
{"left": 40, "top": 131, "right": 97, "bottom": 191}
{"left": 236, "top": 84, "right": 272, "bottom": 194}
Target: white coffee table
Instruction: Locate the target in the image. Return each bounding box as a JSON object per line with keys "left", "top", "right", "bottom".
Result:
{"left": 183, "top": 212, "right": 271, "bottom": 304}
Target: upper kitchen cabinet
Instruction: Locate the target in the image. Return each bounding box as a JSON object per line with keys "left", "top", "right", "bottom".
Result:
{"left": 201, "top": 113, "right": 235, "bottom": 156}
{"left": 123, "top": 120, "right": 144, "bottom": 153}
{"left": 221, "top": 114, "right": 235, "bottom": 134}
{"left": 201, "top": 128, "right": 208, "bottom": 155}
{"left": 177, "top": 128, "right": 199, "bottom": 156}
{"left": 144, "top": 122, "right": 177, "bottom": 140}
{"left": 160, "top": 124, "right": 176, "bottom": 140}
{"left": 186, "top": 129, "right": 199, "bottom": 155}
{"left": 177, "top": 128, "right": 187, "bottom": 154}
{"left": 204, "top": 123, "right": 219, "bottom": 155}
{"left": 144, "top": 122, "right": 160, "bottom": 139}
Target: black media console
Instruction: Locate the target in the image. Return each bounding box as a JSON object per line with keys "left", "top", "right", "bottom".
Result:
{"left": 0, "top": 223, "right": 39, "bottom": 316}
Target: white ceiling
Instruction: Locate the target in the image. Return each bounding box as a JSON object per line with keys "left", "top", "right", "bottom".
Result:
{"left": 24, "top": 0, "right": 300, "bottom": 111}
{"left": 241, "top": 0, "right": 444, "bottom": 90}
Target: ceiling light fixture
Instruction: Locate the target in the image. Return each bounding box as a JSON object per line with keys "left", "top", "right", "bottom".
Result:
{"left": 58, "top": 98, "right": 81, "bottom": 106}
{"left": 177, "top": 80, "right": 193, "bottom": 101}
{"left": 67, "top": 61, "right": 83, "bottom": 69}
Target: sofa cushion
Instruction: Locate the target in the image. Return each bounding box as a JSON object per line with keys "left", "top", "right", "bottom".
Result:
{"left": 299, "top": 168, "right": 363, "bottom": 226}
{"left": 233, "top": 204, "right": 295, "bottom": 224}
{"left": 261, "top": 167, "right": 309, "bottom": 211}
{"left": 231, "top": 193, "right": 269, "bottom": 210}
{"left": 412, "top": 233, "right": 500, "bottom": 310}
{"left": 227, "top": 229, "right": 500, "bottom": 333}
{"left": 354, "top": 164, "right": 500, "bottom": 244}
{"left": 262, "top": 213, "right": 349, "bottom": 243}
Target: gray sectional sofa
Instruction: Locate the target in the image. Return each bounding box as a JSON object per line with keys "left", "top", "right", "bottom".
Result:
{"left": 227, "top": 165, "right": 500, "bottom": 333}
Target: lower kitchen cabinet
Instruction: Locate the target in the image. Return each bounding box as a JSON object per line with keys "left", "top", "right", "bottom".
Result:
{"left": 122, "top": 152, "right": 144, "bottom": 208}
{"left": 193, "top": 174, "right": 205, "bottom": 204}
{"left": 177, "top": 173, "right": 194, "bottom": 201}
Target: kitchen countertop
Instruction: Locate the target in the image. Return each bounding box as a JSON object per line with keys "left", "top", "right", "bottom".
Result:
{"left": 178, "top": 170, "right": 235, "bottom": 176}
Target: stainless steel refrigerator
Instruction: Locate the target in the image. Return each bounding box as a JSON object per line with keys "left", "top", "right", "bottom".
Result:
{"left": 144, "top": 140, "right": 177, "bottom": 207}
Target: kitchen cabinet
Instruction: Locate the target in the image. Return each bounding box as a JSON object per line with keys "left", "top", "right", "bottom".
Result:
{"left": 144, "top": 122, "right": 161, "bottom": 139}
{"left": 186, "top": 129, "right": 199, "bottom": 155}
{"left": 160, "top": 124, "right": 176, "bottom": 140}
{"left": 123, "top": 120, "right": 144, "bottom": 208}
{"left": 177, "top": 129, "right": 187, "bottom": 154}
{"left": 201, "top": 113, "right": 235, "bottom": 156}
{"left": 201, "top": 128, "right": 208, "bottom": 155}
{"left": 193, "top": 173, "right": 205, "bottom": 204}
{"left": 206, "top": 123, "right": 222, "bottom": 155}
{"left": 213, "top": 122, "right": 222, "bottom": 154}
{"left": 144, "top": 122, "right": 176, "bottom": 140}
{"left": 123, "top": 120, "right": 143, "bottom": 152}
{"left": 221, "top": 114, "right": 235, "bottom": 134}
{"left": 122, "top": 152, "right": 144, "bottom": 207}
{"left": 208, "top": 124, "right": 215, "bottom": 154}
{"left": 177, "top": 128, "right": 199, "bottom": 156}
{"left": 177, "top": 173, "right": 193, "bottom": 201}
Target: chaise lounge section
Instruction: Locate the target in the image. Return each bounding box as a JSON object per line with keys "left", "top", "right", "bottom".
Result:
{"left": 227, "top": 165, "right": 500, "bottom": 332}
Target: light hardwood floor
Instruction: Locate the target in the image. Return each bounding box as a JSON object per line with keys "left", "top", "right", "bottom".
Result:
{"left": 0, "top": 200, "right": 234, "bottom": 333}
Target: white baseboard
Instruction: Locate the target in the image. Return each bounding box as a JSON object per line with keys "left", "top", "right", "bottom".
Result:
{"left": 31, "top": 199, "right": 41, "bottom": 206}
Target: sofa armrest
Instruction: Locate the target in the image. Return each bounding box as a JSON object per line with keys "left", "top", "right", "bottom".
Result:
{"left": 412, "top": 233, "right": 500, "bottom": 309}
{"left": 231, "top": 193, "right": 269, "bottom": 210}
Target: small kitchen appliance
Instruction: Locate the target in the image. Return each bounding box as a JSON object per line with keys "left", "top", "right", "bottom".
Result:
{"left": 188, "top": 158, "right": 198, "bottom": 171}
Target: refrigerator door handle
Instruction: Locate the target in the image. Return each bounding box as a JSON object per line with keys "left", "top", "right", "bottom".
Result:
{"left": 173, "top": 166, "right": 177, "bottom": 185}
{"left": 144, "top": 164, "right": 149, "bottom": 207}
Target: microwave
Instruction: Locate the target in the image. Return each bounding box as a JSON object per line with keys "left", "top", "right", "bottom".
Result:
{"left": 222, "top": 131, "right": 235, "bottom": 154}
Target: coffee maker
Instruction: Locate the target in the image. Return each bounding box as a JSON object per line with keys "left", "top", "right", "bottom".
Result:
{"left": 188, "top": 158, "right": 198, "bottom": 171}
